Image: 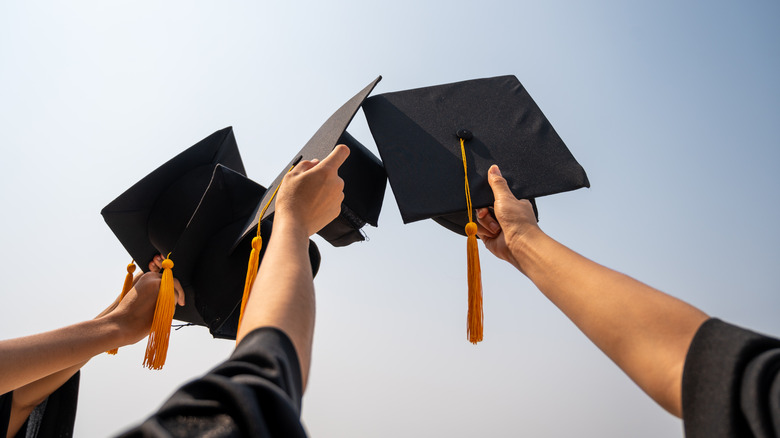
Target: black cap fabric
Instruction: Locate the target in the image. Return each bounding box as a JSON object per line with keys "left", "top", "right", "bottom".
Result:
{"left": 362, "top": 75, "right": 590, "bottom": 235}
{"left": 174, "top": 165, "right": 320, "bottom": 338}
{"left": 102, "top": 127, "right": 244, "bottom": 268}
{"left": 237, "top": 76, "right": 388, "bottom": 248}
{"left": 102, "top": 128, "right": 320, "bottom": 339}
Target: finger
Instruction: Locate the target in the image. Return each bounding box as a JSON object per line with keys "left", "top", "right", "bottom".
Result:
{"left": 487, "top": 165, "right": 515, "bottom": 200}
{"left": 475, "top": 221, "right": 498, "bottom": 240}
{"left": 476, "top": 207, "right": 501, "bottom": 234}
{"left": 318, "top": 144, "right": 350, "bottom": 170}
{"left": 148, "top": 254, "right": 163, "bottom": 273}
{"left": 293, "top": 159, "right": 319, "bottom": 173}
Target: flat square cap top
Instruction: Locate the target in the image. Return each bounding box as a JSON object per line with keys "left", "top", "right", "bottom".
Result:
{"left": 363, "top": 75, "right": 589, "bottom": 229}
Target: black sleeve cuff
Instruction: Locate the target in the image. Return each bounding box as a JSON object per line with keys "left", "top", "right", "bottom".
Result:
{"left": 682, "top": 318, "right": 780, "bottom": 437}
{"left": 222, "top": 326, "right": 304, "bottom": 411}
{"left": 118, "top": 327, "right": 306, "bottom": 438}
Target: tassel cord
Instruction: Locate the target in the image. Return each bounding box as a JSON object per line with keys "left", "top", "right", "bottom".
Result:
{"left": 460, "top": 138, "right": 484, "bottom": 344}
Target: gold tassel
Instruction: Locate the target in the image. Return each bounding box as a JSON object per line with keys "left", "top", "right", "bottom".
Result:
{"left": 107, "top": 261, "right": 136, "bottom": 355}
{"left": 460, "top": 137, "right": 484, "bottom": 344}
{"left": 143, "top": 256, "right": 176, "bottom": 370}
{"left": 237, "top": 236, "right": 261, "bottom": 336}
{"left": 236, "top": 165, "right": 293, "bottom": 340}
{"left": 465, "top": 222, "right": 483, "bottom": 343}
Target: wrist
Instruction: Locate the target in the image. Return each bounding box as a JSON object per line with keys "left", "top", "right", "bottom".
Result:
{"left": 272, "top": 215, "right": 315, "bottom": 244}
{"left": 98, "top": 312, "right": 132, "bottom": 348}
{"left": 506, "top": 226, "right": 546, "bottom": 274}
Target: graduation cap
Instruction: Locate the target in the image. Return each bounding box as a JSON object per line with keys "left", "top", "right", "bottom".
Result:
{"left": 102, "top": 127, "right": 245, "bottom": 268}
{"left": 101, "top": 127, "right": 321, "bottom": 368}
{"left": 237, "top": 75, "right": 387, "bottom": 249}
{"left": 362, "top": 75, "right": 590, "bottom": 343}
{"left": 172, "top": 165, "right": 320, "bottom": 339}
{"left": 233, "top": 77, "right": 387, "bottom": 333}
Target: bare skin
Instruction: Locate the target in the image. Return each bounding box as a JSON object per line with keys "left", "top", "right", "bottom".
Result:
{"left": 236, "top": 144, "right": 350, "bottom": 390}
{"left": 2, "top": 259, "right": 183, "bottom": 437}
{"left": 4, "top": 144, "right": 346, "bottom": 435}
{"left": 475, "top": 164, "right": 708, "bottom": 418}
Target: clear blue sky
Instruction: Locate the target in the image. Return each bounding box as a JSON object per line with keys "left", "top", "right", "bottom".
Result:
{"left": 1, "top": 1, "right": 778, "bottom": 436}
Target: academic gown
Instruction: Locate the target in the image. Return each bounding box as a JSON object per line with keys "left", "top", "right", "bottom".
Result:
{"left": 118, "top": 318, "right": 780, "bottom": 437}
{"left": 117, "top": 327, "right": 307, "bottom": 437}
{"left": 0, "top": 372, "right": 80, "bottom": 438}
{"left": 683, "top": 318, "right": 780, "bottom": 437}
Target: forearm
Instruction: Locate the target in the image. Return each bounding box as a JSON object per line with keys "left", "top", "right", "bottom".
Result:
{"left": 236, "top": 219, "right": 316, "bottom": 389}
{"left": 11, "top": 361, "right": 83, "bottom": 407}
{"left": 513, "top": 228, "right": 708, "bottom": 417}
{"left": 0, "top": 316, "right": 122, "bottom": 395}
{"left": 7, "top": 362, "right": 84, "bottom": 436}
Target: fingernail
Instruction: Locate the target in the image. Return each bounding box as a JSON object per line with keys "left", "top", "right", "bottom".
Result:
{"left": 489, "top": 222, "right": 500, "bottom": 233}
{"left": 311, "top": 159, "right": 320, "bottom": 164}
{"left": 489, "top": 165, "right": 501, "bottom": 176}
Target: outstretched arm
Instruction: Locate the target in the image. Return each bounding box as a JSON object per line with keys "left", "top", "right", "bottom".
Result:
{"left": 2, "top": 271, "right": 183, "bottom": 436}
{"left": 236, "top": 144, "right": 350, "bottom": 391}
{"left": 1, "top": 256, "right": 172, "bottom": 396}
{"left": 476, "top": 165, "right": 708, "bottom": 417}
{"left": 0, "top": 270, "right": 183, "bottom": 396}
{"left": 6, "top": 297, "right": 122, "bottom": 435}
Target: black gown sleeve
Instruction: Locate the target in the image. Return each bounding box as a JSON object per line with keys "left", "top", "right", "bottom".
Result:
{"left": 682, "top": 318, "right": 780, "bottom": 438}
{"left": 0, "top": 390, "right": 12, "bottom": 435}
{"left": 118, "top": 327, "right": 307, "bottom": 438}
{"left": 0, "top": 372, "right": 80, "bottom": 438}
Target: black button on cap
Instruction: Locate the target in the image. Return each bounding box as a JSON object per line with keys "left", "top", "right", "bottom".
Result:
{"left": 456, "top": 129, "right": 473, "bottom": 140}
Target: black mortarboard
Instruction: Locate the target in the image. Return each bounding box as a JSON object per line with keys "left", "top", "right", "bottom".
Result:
{"left": 236, "top": 76, "right": 387, "bottom": 248}
{"left": 102, "top": 127, "right": 321, "bottom": 347}
{"left": 362, "top": 75, "right": 589, "bottom": 233}
{"left": 362, "top": 75, "right": 589, "bottom": 343}
{"left": 102, "top": 127, "right": 245, "bottom": 269}
{"left": 173, "top": 165, "right": 320, "bottom": 339}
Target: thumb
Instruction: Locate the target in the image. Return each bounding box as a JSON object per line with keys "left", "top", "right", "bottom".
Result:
{"left": 487, "top": 165, "right": 514, "bottom": 200}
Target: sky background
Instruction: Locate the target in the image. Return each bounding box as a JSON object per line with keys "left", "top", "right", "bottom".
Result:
{"left": 1, "top": 1, "right": 779, "bottom": 436}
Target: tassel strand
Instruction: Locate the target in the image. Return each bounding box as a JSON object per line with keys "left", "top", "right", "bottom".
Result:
{"left": 107, "top": 261, "right": 136, "bottom": 355}
{"left": 237, "top": 166, "right": 293, "bottom": 339}
{"left": 237, "top": 236, "right": 261, "bottom": 335}
{"left": 460, "top": 137, "right": 484, "bottom": 344}
{"left": 143, "top": 256, "right": 176, "bottom": 370}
